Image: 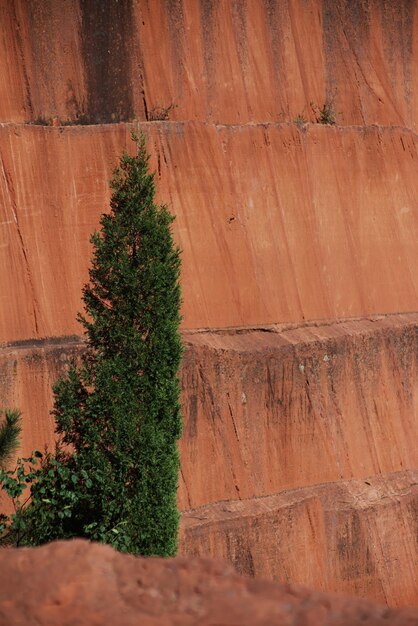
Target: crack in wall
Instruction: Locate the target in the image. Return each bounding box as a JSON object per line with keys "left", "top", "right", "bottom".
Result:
{"left": 227, "top": 398, "right": 240, "bottom": 443}
{"left": 0, "top": 150, "right": 39, "bottom": 335}
{"left": 180, "top": 466, "right": 192, "bottom": 509}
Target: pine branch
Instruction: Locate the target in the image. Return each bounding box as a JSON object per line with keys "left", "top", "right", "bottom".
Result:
{"left": 0, "top": 409, "right": 22, "bottom": 468}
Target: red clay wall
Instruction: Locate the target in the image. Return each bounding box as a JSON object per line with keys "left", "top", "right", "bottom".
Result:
{"left": 1, "top": 123, "right": 418, "bottom": 342}
{"left": 2, "top": 316, "right": 417, "bottom": 604}
{"left": 180, "top": 470, "right": 418, "bottom": 607}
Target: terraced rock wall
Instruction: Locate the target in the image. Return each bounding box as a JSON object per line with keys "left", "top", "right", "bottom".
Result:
{"left": 1, "top": 315, "right": 417, "bottom": 604}
{"left": 0, "top": 0, "right": 417, "bottom": 607}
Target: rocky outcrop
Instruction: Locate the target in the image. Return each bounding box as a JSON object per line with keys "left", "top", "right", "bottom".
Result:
{"left": 180, "top": 314, "right": 418, "bottom": 507}
{"left": 2, "top": 315, "right": 417, "bottom": 509}
{"left": 0, "top": 336, "right": 83, "bottom": 455}
{"left": 1, "top": 540, "right": 417, "bottom": 626}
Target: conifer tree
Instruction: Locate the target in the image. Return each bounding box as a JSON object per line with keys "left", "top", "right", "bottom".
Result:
{"left": 0, "top": 409, "right": 21, "bottom": 468}
{"left": 0, "top": 133, "right": 183, "bottom": 555}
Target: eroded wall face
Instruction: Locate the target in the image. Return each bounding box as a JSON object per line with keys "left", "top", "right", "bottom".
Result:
{"left": 2, "top": 317, "right": 417, "bottom": 509}
{"left": 1, "top": 318, "right": 418, "bottom": 603}
{"left": 179, "top": 316, "right": 418, "bottom": 508}
{"left": 1, "top": 123, "right": 418, "bottom": 342}
{"left": 1, "top": 1, "right": 418, "bottom": 340}
{"left": 0, "top": 337, "right": 83, "bottom": 454}
{"left": 180, "top": 470, "right": 418, "bottom": 607}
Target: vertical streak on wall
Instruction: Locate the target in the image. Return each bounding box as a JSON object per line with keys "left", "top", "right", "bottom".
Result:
{"left": 375, "top": 0, "right": 415, "bottom": 126}
{"left": 263, "top": 0, "right": 287, "bottom": 119}
{"left": 322, "top": 0, "right": 371, "bottom": 124}
{"left": 165, "top": 0, "right": 186, "bottom": 102}
{"left": 199, "top": 0, "right": 217, "bottom": 121}
{"left": 11, "top": 1, "right": 33, "bottom": 119}
{"left": 231, "top": 0, "right": 251, "bottom": 119}
{"left": 79, "top": 0, "right": 135, "bottom": 123}
{"left": 231, "top": 0, "right": 248, "bottom": 72}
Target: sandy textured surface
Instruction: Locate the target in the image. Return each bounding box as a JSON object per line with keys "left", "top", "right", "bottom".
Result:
{"left": 0, "top": 540, "right": 417, "bottom": 626}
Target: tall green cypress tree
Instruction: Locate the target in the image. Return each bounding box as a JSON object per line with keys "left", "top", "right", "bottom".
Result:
{"left": 5, "top": 133, "right": 182, "bottom": 555}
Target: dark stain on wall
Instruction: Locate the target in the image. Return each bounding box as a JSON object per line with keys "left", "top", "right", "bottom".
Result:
{"left": 335, "top": 511, "right": 375, "bottom": 580}
{"left": 322, "top": 0, "right": 371, "bottom": 110}
{"left": 225, "top": 528, "right": 255, "bottom": 577}
{"left": 263, "top": 0, "right": 289, "bottom": 118}
{"left": 80, "top": 0, "right": 135, "bottom": 124}
{"left": 12, "top": 2, "right": 34, "bottom": 118}
{"left": 376, "top": 0, "right": 415, "bottom": 117}
{"left": 199, "top": 0, "right": 217, "bottom": 117}
{"left": 322, "top": 0, "right": 416, "bottom": 125}
{"left": 231, "top": 0, "right": 249, "bottom": 72}
{"left": 165, "top": 0, "right": 186, "bottom": 101}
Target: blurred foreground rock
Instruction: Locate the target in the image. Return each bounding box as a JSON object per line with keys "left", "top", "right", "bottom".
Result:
{"left": 0, "top": 540, "right": 417, "bottom": 626}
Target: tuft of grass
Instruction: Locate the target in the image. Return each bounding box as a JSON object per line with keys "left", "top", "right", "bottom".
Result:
{"left": 311, "top": 100, "right": 336, "bottom": 125}
{"left": 293, "top": 113, "right": 307, "bottom": 127}
{"left": 30, "top": 117, "right": 51, "bottom": 126}
{"left": 149, "top": 104, "right": 176, "bottom": 121}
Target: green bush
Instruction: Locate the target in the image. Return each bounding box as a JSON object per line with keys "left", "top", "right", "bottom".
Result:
{"left": 0, "top": 132, "right": 183, "bottom": 556}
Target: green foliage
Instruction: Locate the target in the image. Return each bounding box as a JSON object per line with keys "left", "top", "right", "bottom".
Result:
{"left": 0, "top": 132, "right": 183, "bottom": 555}
{"left": 293, "top": 113, "right": 307, "bottom": 127}
{"left": 317, "top": 101, "right": 336, "bottom": 125}
{"left": 0, "top": 409, "right": 22, "bottom": 468}
{"left": 311, "top": 100, "right": 336, "bottom": 125}
{"left": 0, "top": 451, "right": 42, "bottom": 546}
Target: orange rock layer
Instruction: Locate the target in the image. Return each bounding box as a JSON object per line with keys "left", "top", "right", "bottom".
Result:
{"left": 181, "top": 470, "right": 418, "bottom": 607}
{"left": 1, "top": 0, "right": 418, "bottom": 129}
{"left": 180, "top": 314, "right": 418, "bottom": 508}
{"left": 1, "top": 123, "right": 418, "bottom": 342}
{"left": 1, "top": 315, "right": 417, "bottom": 510}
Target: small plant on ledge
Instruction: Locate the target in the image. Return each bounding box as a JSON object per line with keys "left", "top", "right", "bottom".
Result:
{"left": 149, "top": 104, "right": 176, "bottom": 121}
{"left": 311, "top": 100, "right": 336, "bottom": 125}
{"left": 293, "top": 113, "right": 307, "bottom": 127}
